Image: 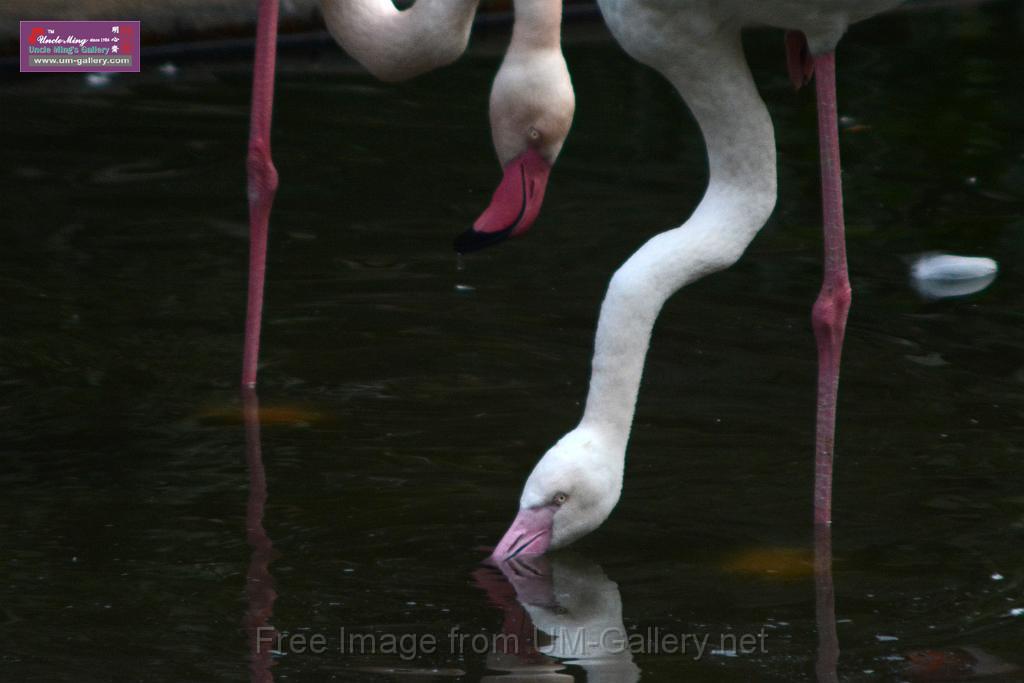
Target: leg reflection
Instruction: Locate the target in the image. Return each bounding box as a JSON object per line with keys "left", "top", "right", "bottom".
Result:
{"left": 814, "top": 524, "right": 839, "bottom": 683}
{"left": 243, "top": 388, "right": 277, "bottom": 682}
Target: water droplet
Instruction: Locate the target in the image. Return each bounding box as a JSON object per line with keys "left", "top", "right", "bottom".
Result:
{"left": 85, "top": 73, "right": 112, "bottom": 87}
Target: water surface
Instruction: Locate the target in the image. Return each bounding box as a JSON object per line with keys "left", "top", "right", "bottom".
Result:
{"left": 2, "top": 3, "right": 1023, "bottom": 681}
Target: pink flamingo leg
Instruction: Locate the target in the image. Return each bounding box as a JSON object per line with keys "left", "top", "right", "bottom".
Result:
{"left": 810, "top": 50, "right": 852, "bottom": 527}
{"left": 242, "top": 0, "right": 281, "bottom": 388}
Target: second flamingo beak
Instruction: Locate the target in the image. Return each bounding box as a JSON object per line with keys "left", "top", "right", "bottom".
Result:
{"left": 454, "top": 148, "right": 552, "bottom": 253}
{"left": 490, "top": 504, "right": 557, "bottom": 563}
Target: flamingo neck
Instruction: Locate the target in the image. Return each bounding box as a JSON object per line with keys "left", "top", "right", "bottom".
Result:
{"left": 511, "top": 0, "right": 564, "bottom": 51}
{"left": 320, "top": 0, "right": 480, "bottom": 81}
{"left": 578, "top": 33, "right": 777, "bottom": 455}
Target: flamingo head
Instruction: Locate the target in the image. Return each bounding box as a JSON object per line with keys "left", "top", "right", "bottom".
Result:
{"left": 455, "top": 47, "right": 575, "bottom": 253}
{"left": 491, "top": 427, "right": 622, "bottom": 561}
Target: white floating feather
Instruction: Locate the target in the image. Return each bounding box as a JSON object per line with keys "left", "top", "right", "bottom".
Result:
{"left": 910, "top": 253, "right": 998, "bottom": 300}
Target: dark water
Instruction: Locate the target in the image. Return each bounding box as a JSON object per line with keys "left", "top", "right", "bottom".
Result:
{"left": 2, "top": 3, "right": 1023, "bottom": 681}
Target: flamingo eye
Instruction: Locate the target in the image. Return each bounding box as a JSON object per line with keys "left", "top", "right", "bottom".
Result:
{"left": 528, "top": 126, "right": 541, "bottom": 141}
{"left": 553, "top": 492, "right": 568, "bottom": 506}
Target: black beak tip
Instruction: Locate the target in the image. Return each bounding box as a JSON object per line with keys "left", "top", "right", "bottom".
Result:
{"left": 453, "top": 226, "right": 514, "bottom": 254}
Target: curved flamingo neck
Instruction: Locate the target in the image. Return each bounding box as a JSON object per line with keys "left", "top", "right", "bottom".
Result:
{"left": 578, "top": 31, "right": 777, "bottom": 454}
{"left": 320, "top": 0, "right": 480, "bottom": 81}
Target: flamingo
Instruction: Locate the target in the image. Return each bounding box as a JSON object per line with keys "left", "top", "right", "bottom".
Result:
{"left": 241, "top": 0, "right": 904, "bottom": 559}
{"left": 482, "top": 0, "right": 916, "bottom": 559}
{"left": 487, "top": 0, "right": 914, "bottom": 560}
{"left": 241, "top": 0, "right": 573, "bottom": 388}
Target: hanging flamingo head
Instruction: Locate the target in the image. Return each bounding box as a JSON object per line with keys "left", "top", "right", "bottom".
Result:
{"left": 490, "top": 428, "right": 622, "bottom": 561}
{"left": 455, "top": 46, "right": 575, "bottom": 253}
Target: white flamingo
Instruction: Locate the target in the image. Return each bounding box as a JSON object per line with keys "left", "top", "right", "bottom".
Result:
{"left": 488, "top": 0, "right": 907, "bottom": 559}
{"left": 240, "top": 0, "right": 906, "bottom": 559}
{"left": 242, "top": 0, "right": 573, "bottom": 392}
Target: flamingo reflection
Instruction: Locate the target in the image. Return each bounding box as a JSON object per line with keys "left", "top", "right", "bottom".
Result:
{"left": 474, "top": 555, "right": 640, "bottom": 682}
{"left": 814, "top": 525, "right": 838, "bottom": 682}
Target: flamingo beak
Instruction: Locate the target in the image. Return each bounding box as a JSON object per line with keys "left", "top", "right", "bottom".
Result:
{"left": 490, "top": 504, "right": 557, "bottom": 562}
{"left": 454, "top": 148, "right": 552, "bottom": 253}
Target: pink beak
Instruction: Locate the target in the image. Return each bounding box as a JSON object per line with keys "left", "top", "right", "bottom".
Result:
{"left": 454, "top": 148, "right": 552, "bottom": 253}
{"left": 489, "top": 504, "right": 557, "bottom": 563}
